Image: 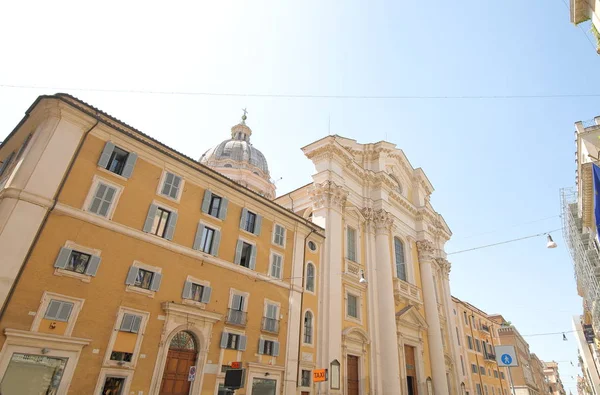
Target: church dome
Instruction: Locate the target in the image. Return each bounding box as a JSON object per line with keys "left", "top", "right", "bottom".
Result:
{"left": 199, "top": 111, "right": 276, "bottom": 199}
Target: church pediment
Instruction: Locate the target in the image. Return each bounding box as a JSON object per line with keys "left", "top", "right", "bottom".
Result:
{"left": 396, "top": 305, "right": 428, "bottom": 331}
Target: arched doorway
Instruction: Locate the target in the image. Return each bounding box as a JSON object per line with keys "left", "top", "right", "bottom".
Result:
{"left": 160, "top": 331, "right": 198, "bottom": 395}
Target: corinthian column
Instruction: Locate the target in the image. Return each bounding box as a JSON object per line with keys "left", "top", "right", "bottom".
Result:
{"left": 372, "top": 209, "right": 402, "bottom": 395}
{"left": 417, "top": 240, "right": 449, "bottom": 394}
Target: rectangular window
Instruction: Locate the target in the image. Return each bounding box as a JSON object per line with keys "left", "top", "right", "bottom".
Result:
{"left": 200, "top": 226, "right": 215, "bottom": 253}
{"left": 152, "top": 207, "right": 171, "bottom": 237}
{"left": 227, "top": 294, "right": 247, "bottom": 326}
{"left": 209, "top": 195, "right": 222, "bottom": 217}
{"left": 261, "top": 340, "right": 276, "bottom": 356}
{"left": 65, "top": 251, "right": 91, "bottom": 274}
{"left": 101, "top": 377, "right": 126, "bottom": 394}
{"left": 161, "top": 172, "right": 182, "bottom": 200}
{"left": 106, "top": 146, "right": 129, "bottom": 175}
{"left": 347, "top": 294, "right": 358, "bottom": 318}
{"left": 480, "top": 366, "right": 485, "bottom": 375}
{"left": 244, "top": 211, "right": 257, "bottom": 233}
{"left": 301, "top": 370, "right": 311, "bottom": 387}
{"left": 460, "top": 356, "right": 465, "bottom": 375}
{"left": 476, "top": 384, "right": 482, "bottom": 395}
{"left": 463, "top": 311, "right": 468, "bottom": 325}
{"left": 135, "top": 269, "right": 154, "bottom": 290}
{"left": 467, "top": 335, "right": 473, "bottom": 350}
{"left": 0, "top": 353, "right": 67, "bottom": 394}
{"left": 471, "top": 364, "right": 477, "bottom": 373}
{"left": 456, "top": 327, "right": 461, "bottom": 345}
{"left": 501, "top": 372, "right": 505, "bottom": 380}
{"left": 227, "top": 333, "right": 240, "bottom": 349}
{"left": 89, "top": 183, "right": 117, "bottom": 217}
{"left": 263, "top": 303, "right": 279, "bottom": 333}
{"left": 110, "top": 351, "right": 133, "bottom": 363}
{"left": 273, "top": 224, "right": 285, "bottom": 246}
{"left": 475, "top": 339, "right": 481, "bottom": 352}
{"left": 119, "top": 313, "right": 142, "bottom": 333}
{"left": 98, "top": 141, "right": 138, "bottom": 178}
{"left": 54, "top": 247, "right": 101, "bottom": 277}
{"left": 44, "top": 300, "right": 73, "bottom": 322}
{"left": 270, "top": 253, "right": 282, "bottom": 279}
{"left": 347, "top": 226, "right": 357, "bottom": 261}
{"left": 182, "top": 281, "right": 212, "bottom": 303}
{"left": 239, "top": 242, "right": 254, "bottom": 268}
{"left": 494, "top": 370, "right": 498, "bottom": 378}
{"left": 191, "top": 283, "right": 205, "bottom": 302}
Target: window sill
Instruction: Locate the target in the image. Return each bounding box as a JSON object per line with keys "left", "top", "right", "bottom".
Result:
{"left": 97, "top": 166, "right": 129, "bottom": 182}
{"left": 239, "top": 228, "right": 258, "bottom": 237}
{"left": 125, "top": 285, "right": 155, "bottom": 298}
{"left": 271, "top": 241, "right": 285, "bottom": 249}
{"left": 54, "top": 268, "right": 91, "bottom": 283}
{"left": 182, "top": 299, "right": 206, "bottom": 310}
{"left": 202, "top": 213, "right": 223, "bottom": 222}
{"left": 104, "top": 360, "right": 136, "bottom": 369}
{"left": 157, "top": 192, "right": 181, "bottom": 204}
{"left": 345, "top": 315, "right": 362, "bottom": 325}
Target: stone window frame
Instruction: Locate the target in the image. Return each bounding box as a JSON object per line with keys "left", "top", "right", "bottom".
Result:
{"left": 53, "top": 240, "right": 102, "bottom": 283}
{"left": 125, "top": 260, "right": 163, "bottom": 298}
{"left": 271, "top": 222, "right": 287, "bottom": 248}
{"left": 269, "top": 250, "right": 284, "bottom": 280}
{"left": 156, "top": 168, "right": 185, "bottom": 203}
{"left": 30, "top": 291, "right": 85, "bottom": 336}
{"left": 82, "top": 175, "right": 123, "bottom": 220}
{"left": 92, "top": 368, "right": 134, "bottom": 395}
{"left": 102, "top": 306, "right": 150, "bottom": 369}
{"left": 344, "top": 287, "right": 363, "bottom": 324}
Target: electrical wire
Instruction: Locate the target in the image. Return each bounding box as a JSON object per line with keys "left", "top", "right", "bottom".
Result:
{"left": 447, "top": 228, "right": 562, "bottom": 255}
{"left": 456, "top": 215, "right": 560, "bottom": 240}
{"left": 2, "top": 84, "right": 600, "bottom": 100}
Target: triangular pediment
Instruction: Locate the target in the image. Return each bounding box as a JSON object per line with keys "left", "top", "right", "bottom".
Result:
{"left": 396, "top": 305, "right": 428, "bottom": 330}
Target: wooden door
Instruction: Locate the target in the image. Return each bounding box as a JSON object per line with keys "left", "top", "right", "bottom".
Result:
{"left": 347, "top": 355, "right": 359, "bottom": 395}
{"left": 405, "top": 345, "right": 418, "bottom": 395}
{"left": 160, "top": 349, "right": 197, "bottom": 395}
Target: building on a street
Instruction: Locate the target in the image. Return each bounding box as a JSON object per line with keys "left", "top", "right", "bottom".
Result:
{"left": 531, "top": 354, "right": 550, "bottom": 395}
{"left": 544, "top": 361, "right": 567, "bottom": 395}
{"left": 0, "top": 94, "right": 325, "bottom": 395}
{"left": 569, "top": 0, "right": 600, "bottom": 53}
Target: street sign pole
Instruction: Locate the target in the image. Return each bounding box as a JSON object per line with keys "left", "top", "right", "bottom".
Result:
{"left": 506, "top": 366, "right": 516, "bottom": 395}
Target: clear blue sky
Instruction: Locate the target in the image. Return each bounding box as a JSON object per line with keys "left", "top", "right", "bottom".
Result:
{"left": 1, "top": 1, "right": 598, "bottom": 391}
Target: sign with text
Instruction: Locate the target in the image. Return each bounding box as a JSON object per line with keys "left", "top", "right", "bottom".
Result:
{"left": 313, "top": 369, "right": 328, "bottom": 382}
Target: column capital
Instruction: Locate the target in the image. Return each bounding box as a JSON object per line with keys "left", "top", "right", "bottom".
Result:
{"left": 416, "top": 239, "right": 435, "bottom": 262}
{"left": 361, "top": 208, "right": 393, "bottom": 234}
{"left": 309, "top": 180, "right": 348, "bottom": 211}
{"left": 434, "top": 258, "right": 451, "bottom": 279}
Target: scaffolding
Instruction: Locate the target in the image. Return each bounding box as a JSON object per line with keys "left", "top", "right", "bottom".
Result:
{"left": 561, "top": 187, "right": 600, "bottom": 331}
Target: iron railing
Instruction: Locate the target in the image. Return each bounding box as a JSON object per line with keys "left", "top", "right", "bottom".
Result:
{"left": 226, "top": 309, "right": 247, "bottom": 326}
{"left": 261, "top": 317, "right": 280, "bottom": 334}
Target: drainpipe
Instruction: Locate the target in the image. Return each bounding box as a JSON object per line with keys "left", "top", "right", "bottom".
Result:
{"left": 296, "top": 229, "right": 314, "bottom": 387}
{"left": 0, "top": 114, "right": 100, "bottom": 321}
{"left": 469, "top": 313, "right": 485, "bottom": 394}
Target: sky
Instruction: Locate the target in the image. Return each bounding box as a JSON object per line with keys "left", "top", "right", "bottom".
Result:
{"left": 1, "top": 0, "right": 598, "bottom": 392}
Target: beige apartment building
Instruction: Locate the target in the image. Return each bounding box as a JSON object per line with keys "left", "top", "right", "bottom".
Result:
{"left": 544, "top": 362, "right": 567, "bottom": 395}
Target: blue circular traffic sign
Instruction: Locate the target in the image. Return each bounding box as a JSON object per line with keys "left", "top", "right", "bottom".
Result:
{"left": 501, "top": 354, "right": 512, "bottom": 365}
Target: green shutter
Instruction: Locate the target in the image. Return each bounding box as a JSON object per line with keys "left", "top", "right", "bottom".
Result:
{"left": 149, "top": 273, "right": 162, "bottom": 291}
{"left": 249, "top": 245, "right": 257, "bottom": 270}
{"left": 53, "top": 247, "right": 72, "bottom": 269}
{"left": 121, "top": 152, "right": 138, "bottom": 179}
{"left": 254, "top": 215, "right": 262, "bottom": 236}
{"left": 234, "top": 240, "right": 243, "bottom": 265}
{"left": 143, "top": 204, "right": 158, "bottom": 233}
{"left": 273, "top": 341, "right": 280, "bottom": 357}
{"left": 182, "top": 281, "right": 192, "bottom": 299}
{"left": 239, "top": 208, "right": 248, "bottom": 229}
{"left": 201, "top": 190, "right": 212, "bottom": 213}
{"left": 201, "top": 286, "right": 212, "bottom": 303}
{"left": 85, "top": 255, "right": 101, "bottom": 276}
{"left": 220, "top": 332, "right": 228, "bottom": 348}
{"left": 258, "top": 339, "right": 265, "bottom": 355}
{"left": 193, "top": 223, "right": 205, "bottom": 250}
{"left": 210, "top": 230, "right": 221, "bottom": 256}
{"left": 218, "top": 198, "right": 228, "bottom": 220}
{"left": 164, "top": 212, "right": 178, "bottom": 240}
{"left": 97, "top": 142, "right": 115, "bottom": 168}
{"left": 125, "top": 266, "right": 139, "bottom": 285}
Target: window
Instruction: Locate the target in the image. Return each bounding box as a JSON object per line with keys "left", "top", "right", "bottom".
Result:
{"left": 227, "top": 294, "right": 247, "bottom": 325}
{"left": 456, "top": 327, "right": 461, "bottom": 345}
{"left": 235, "top": 240, "right": 256, "bottom": 269}
{"left": 273, "top": 224, "right": 285, "bottom": 246}
{"left": 161, "top": 172, "right": 182, "bottom": 200}
{"left": 460, "top": 355, "right": 465, "bottom": 375}
{"left": 347, "top": 226, "right": 357, "bottom": 261}
{"left": 347, "top": 294, "right": 359, "bottom": 319}
{"left": 119, "top": 313, "right": 142, "bottom": 333}
{"left": 270, "top": 253, "right": 283, "bottom": 279}
{"left": 304, "top": 311, "right": 313, "bottom": 344}
{"left": 301, "top": 370, "right": 311, "bottom": 387}
{"left": 220, "top": 332, "right": 247, "bottom": 350}
{"left": 201, "top": 190, "right": 228, "bottom": 219}
{"left": 476, "top": 384, "right": 482, "bottom": 395}
{"left": 308, "top": 240, "right": 317, "bottom": 251}
{"left": 53, "top": 247, "right": 101, "bottom": 277}
{"left": 484, "top": 386, "right": 488, "bottom": 395}
{"left": 501, "top": 372, "right": 505, "bottom": 380}
{"left": 463, "top": 311, "right": 468, "bottom": 325}
{"left": 101, "top": 377, "right": 126, "bottom": 394}
{"left": 98, "top": 141, "right": 137, "bottom": 178}
{"left": 475, "top": 339, "right": 481, "bottom": 352}
{"left": 494, "top": 370, "right": 498, "bottom": 378}
{"left": 258, "top": 339, "right": 279, "bottom": 356}
{"left": 306, "top": 263, "right": 315, "bottom": 292}
{"left": 1, "top": 353, "right": 67, "bottom": 394}
{"left": 240, "top": 208, "right": 262, "bottom": 234}
{"left": 471, "top": 364, "right": 477, "bottom": 373}
{"left": 479, "top": 366, "right": 485, "bottom": 375}
{"left": 467, "top": 335, "right": 473, "bottom": 350}
{"left": 44, "top": 300, "right": 73, "bottom": 322}
{"left": 394, "top": 237, "right": 406, "bottom": 280}
{"left": 182, "top": 281, "right": 212, "bottom": 303}
{"left": 143, "top": 204, "right": 178, "bottom": 240}
{"left": 193, "top": 223, "right": 221, "bottom": 256}
{"left": 88, "top": 183, "right": 117, "bottom": 217}
{"left": 263, "top": 303, "right": 279, "bottom": 333}
{"left": 125, "top": 266, "right": 162, "bottom": 292}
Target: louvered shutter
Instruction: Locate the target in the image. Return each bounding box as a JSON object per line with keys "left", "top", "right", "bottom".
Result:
{"left": 234, "top": 240, "right": 243, "bottom": 265}
{"left": 182, "top": 281, "right": 192, "bottom": 299}
{"left": 201, "top": 286, "right": 212, "bottom": 303}
{"left": 231, "top": 294, "right": 242, "bottom": 310}
{"left": 45, "top": 300, "right": 61, "bottom": 319}
{"left": 193, "top": 223, "right": 205, "bottom": 250}
{"left": 201, "top": 190, "right": 212, "bottom": 213}
{"left": 238, "top": 335, "right": 247, "bottom": 351}
{"left": 131, "top": 315, "right": 142, "bottom": 333}
{"left": 266, "top": 304, "right": 277, "bottom": 319}
{"left": 218, "top": 198, "right": 228, "bottom": 220}
{"left": 125, "top": 266, "right": 139, "bottom": 285}
{"left": 120, "top": 314, "right": 134, "bottom": 331}
{"left": 258, "top": 339, "right": 265, "bottom": 355}
{"left": 239, "top": 208, "right": 248, "bottom": 229}
{"left": 143, "top": 204, "right": 158, "bottom": 233}
{"left": 220, "top": 332, "right": 229, "bottom": 348}
{"left": 249, "top": 245, "right": 257, "bottom": 270}
{"left": 57, "top": 302, "right": 73, "bottom": 322}
{"left": 164, "top": 212, "right": 178, "bottom": 240}
{"left": 97, "top": 142, "right": 115, "bottom": 168}
{"left": 149, "top": 272, "right": 162, "bottom": 291}
{"left": 85, "top": 255, "right": 101, "bottom": 276}
{"left": 272, "top": 342, "right": 280, "bottom": 357}
{"left": 253, "top": 215, "right": 262, "bottom": 236}
{"left": 210, "top": 230, "right": 221, "bottom": 256}
{"left": 53, "top": 247, "right": 72, "bottom": 269}
{"left": 121, "top": 152, "right": 138, "bottom": 179}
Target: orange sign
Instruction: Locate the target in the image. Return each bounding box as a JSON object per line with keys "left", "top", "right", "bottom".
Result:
{"left": 231, "top": 361, "right": 241, "bottom": 369}
{"left": 313, "top": 369, "right": 328, "bottom": 382}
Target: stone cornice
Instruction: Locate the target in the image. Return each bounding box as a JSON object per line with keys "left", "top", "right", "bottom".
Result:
{"left": 309, "top": 180, "right": 348, "bottom": 211}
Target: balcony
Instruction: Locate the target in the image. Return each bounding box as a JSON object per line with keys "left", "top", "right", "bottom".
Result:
{"left": 484, "top": 352, "right": 496, "bottom": 361}
{"left": 481, "top": 324, "right": 490, "bottom": 333}
{"left": 261, "top": 317, "right": 280, "bottom": 334}
{"left": 226, "top": 309, "right": 247, "bottom": 327}
{"left": 393, "top": 279, "right": 422, "bottom": 306}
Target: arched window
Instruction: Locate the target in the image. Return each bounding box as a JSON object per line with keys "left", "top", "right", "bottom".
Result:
{"left": 306, "top": 263, "right": 315, "bottom": 292}
{"left": 304, "top": 311, "right": 313, "bottom": 344}
{"left": 169, "top": 331, "right": 196, "bottom": 351}
{"left": 394, "top": 237, "right": 407, "bottom": 281}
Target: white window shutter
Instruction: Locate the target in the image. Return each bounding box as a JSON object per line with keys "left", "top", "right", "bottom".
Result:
{"left": 164, "top": 212, "right": 178, "bottom": 240}
{"left": 254, "top": 215, "right": 262, "bottom": 236}
{"left": 45, "top": 300, "right": 61, "bottom": 320}
{"left": 85, "top": 255, "right": 101, "bottom": 276}
{"left": 239, "top": 208, "right": 248, "bottom": 229}
{"left": 143, "top": 204, "right": 158, "bottom": 233}
{"left": 201, "top": 286, "right": 212, "bottom": 303}
{"left": 234, "top": 240, "right": 243, "bottom": 265}
{"left": 193, "top": 223, "right": 205, "bottom": 250}
{"left": 97, "top": 141, "right": 115, "bottom": 168}
{"left": 131, "top": 315, "right": 142, "bottom": 333}
{"left": 56, "top": 302, "right": 73, "bottom": 322}
{"left": 53, "top": 247, "right": 72, "bottom": 269}
{"left": 258, "top": 339, "right": 265, "bottom": 354}
{"left": 220, "top": 332, "right": 229, "bottom": 348}
{"left": 125, "top": 266, "right": 139, "bottom": 285}
{"left": 273, "top": 341, "right": 280, "bottom": 357}
{"left": 150, "top": 273, "right": 162, "bottom": 291}
{"left": 210, "top": 230, "right": 221, "bottom": 256}
{"left": 249, "top": 245, "right": 257, "bottom": 270}
{"left": 182, "top": 281, "right": 192, "bottom": 299}
{"left": 231, "top": 294, "right": 242, "bottom": 310}
{"left": 218, "top": 198, "right": 229, "bottom": 220}
{"left": 201, "top": 190, "right": 212, "bottom": 213}
{"left": 238, "top": 335, "right": 247, "bottom": 351}
{"left": 121, "top": 152, "right": 138, "bottom": 179}
{"left": 120, "top": 313, "right": 134, "bottom": 331}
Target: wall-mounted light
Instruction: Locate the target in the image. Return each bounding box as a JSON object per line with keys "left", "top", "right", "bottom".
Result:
{"left": 359, "top": 270, "right": 367, "bottom": 284}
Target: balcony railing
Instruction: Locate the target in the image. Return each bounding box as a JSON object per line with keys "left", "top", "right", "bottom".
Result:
{"left": 484, "top": 352, "right": 496, "bottom": 361}
{"left": 481, "top": 324, "right": 490, "bottom": 333}
{"left": 226, "top": 309, "right": 247, "bottom": 326}
{"left": 261, "top": 317, "right": 280, "bottom": 334}
{"left": 393, "top": 279, "right": 422, "bottom": 305}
